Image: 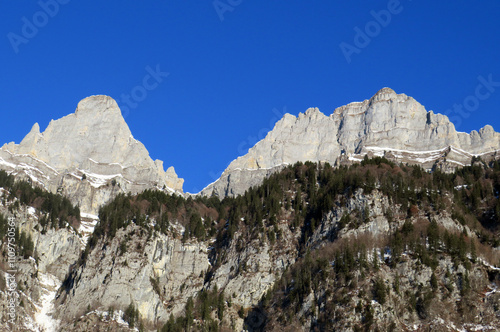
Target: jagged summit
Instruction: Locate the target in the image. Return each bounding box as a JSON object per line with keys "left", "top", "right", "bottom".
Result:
{"left": 4, "top": 95, "right": 137, "bottom": 169}
{"left": 335, "top": 88, "right": 409, "bottom": 116}
{"left": 370, "top": 87, "right": 398, "bottom": 101}
{"left": 0, "top": 95, "right": 183, "bottom": 214}
{"left": 201, "top": 88, "right": 500, "bottom": 197}
{"left": 29, "top": 122, "right": 41, "bottom": 133}
{"left": 303, "top": 107, "right": 323, "bottom": 116}
{"left": 75, "top": 95, "right": 121, "bottom": 116}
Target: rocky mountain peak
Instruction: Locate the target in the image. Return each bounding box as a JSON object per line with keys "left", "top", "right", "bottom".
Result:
{"left": 304, "top": 107, "right": 323, "bottom": 116}
{"left": 202, "top": 88, "right": 500, "bottom": 197}
{"left": 0, "top": 95, "right": 183, "bottom": 214}
{"left": 370, "top": 87, "right": 397, "bottom": 100}
{"left": 75, "top": 95, "right": 121, "bottom": 117}
{"left": 479, "top": 124, "right": 495, "bottom": 137}
{"left": 29, "top": 122, "right": 40, "bottom": 134}
{"left": 363, "top": 87, "right": 412, "bottom": 109}
{"left": 334, "top": 87, "right": 409, "bottom": 117}
{"left": 5, "top": 95, "right": 140, "bottom": 169}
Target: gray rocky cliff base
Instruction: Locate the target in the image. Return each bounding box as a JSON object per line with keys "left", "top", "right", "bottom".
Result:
{"left": 56, "top": 223, "right": 210, "bottom": 326}
{"left": 0, "top": 199, "right": 81, "bottom": 331}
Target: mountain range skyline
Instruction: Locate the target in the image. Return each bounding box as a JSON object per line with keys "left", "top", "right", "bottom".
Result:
{"left": 2, "top": 2, "right": 500, "bottom": 193}
{"left": 2, "top": 87, "right": 500, "bottom": 202}
{"left": 4, "top": 83, "right": 500, "bottom": 193}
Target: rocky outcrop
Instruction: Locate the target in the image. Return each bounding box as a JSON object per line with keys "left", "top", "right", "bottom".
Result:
{"left": 210, "top": 222, "right": 298, "bottom": 308}
{"left": 202, "top": 88, "right": 500, "bottom": 197}
{"left": 56, "top": 223, "right": 210, "bottom": 326}
{"left": 0, "top": 95, "right": 183, "bottom": 215}
{"left": 0, "top": 193, "right": 82, "bottom": 331}
{"left": 268, "top": 252, "right": 500, "bottom": 331}
{"left": 308, "top": 188, "right": 478, "bottom": 251}
{"left": 34, "top": 227, "right": 81, "bottom": 281}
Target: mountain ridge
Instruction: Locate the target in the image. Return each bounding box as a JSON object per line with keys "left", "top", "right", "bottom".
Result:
{"left": 1, "top": 88, "right": 500, "bottom": 211}
{"left": 201, "top": 87, "right": 500, "bottom": 197}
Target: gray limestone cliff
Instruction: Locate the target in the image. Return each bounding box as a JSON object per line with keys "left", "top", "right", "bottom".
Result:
{"left": 0, "top": 198, "right": 82, "bottom": 331}
{"left": 55, "top": 224, "right": 210, "bottom": 325}
{"left": 201, "top": 88, "right": 500, "bottom": 197}
{"left": 0, "top": 95, "right": 183, "bottom": 214}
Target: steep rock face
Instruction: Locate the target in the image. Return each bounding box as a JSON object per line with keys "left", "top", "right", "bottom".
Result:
{"left": 204, "top": 166, "right": 286, "bottom": 198}
{"left": 4, "top": 160, "right": 498, "bottom": 330}
{"left": 0, "top": 255, "right": 42, "bottom": 331}
{"left": 150, "top": 232, "right": 210, "bottom": 315}
{"left": 34, "top": 227, "right": 81, "bottom": 281}
{"left": 264, "top": 253, "right": 500, "bottom": 331}
{"left": 308, "top": 188, "right": 477, "bottom": 251}
{"left": 57, "top": 224, "right": 210, "bottom": 326}
{"left": 210, "top": 221, "right": 298, "bottom": 308}
{"left": 0, "top": 196, "right": 82, "bottom": 331}
{"left": 307, "top": 189, "right": 393, "bottom": 249}
{"left": 0, "top": 95, "right": 183, "bottom": 214}
{"left": 202, "top": 88, "right": 500, "bottom": 197}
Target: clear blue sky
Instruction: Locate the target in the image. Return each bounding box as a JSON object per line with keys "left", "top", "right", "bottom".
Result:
{"left": 1, "top": 1, "right": 499, "bottom": 193}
